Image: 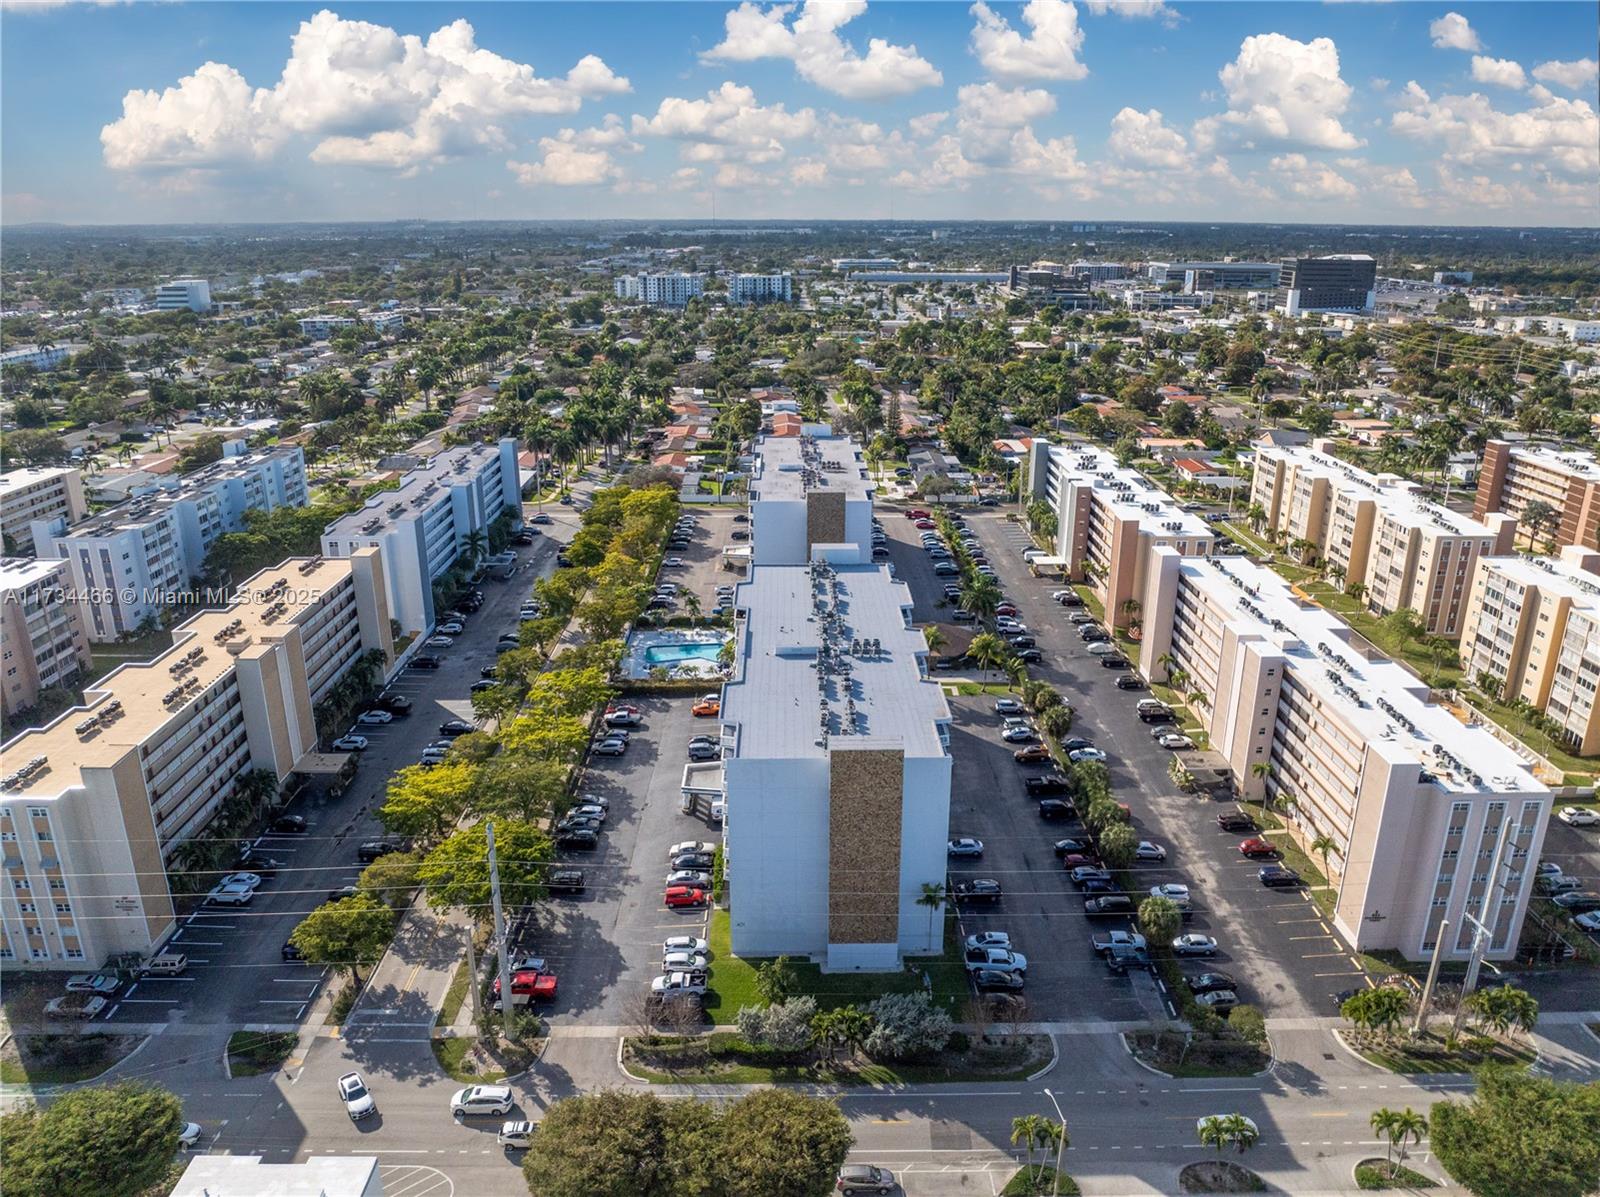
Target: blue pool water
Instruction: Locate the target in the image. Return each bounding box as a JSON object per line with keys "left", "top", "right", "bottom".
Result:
{"left": 643, "top": 642, "right": 724, "bottom": 665}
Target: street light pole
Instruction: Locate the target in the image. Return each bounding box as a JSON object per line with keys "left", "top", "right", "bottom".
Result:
{"left": 486, "top": 820, "right": 514, "bottom": 1038}
{"left": 1042, "top": 1087, "right": 1067, "bottom": 1197}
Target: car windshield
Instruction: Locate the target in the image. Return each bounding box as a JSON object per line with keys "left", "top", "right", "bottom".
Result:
{"left": 344, "top": 1079, "right": 367, "bottom": 1098}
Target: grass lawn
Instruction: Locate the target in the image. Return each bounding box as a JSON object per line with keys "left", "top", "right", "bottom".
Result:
{"left": 1219, "top": 521, "right": 1273, "bottom": 557}
{"left": 436, "top": 958, "right": 472, "bottom": 1028}
{"left": 429, "top": 1035, "right": 537, "bottom": 1083}
{"left": 704, "top": 909, "right": 968, "bottom": 1016}
{"left": 227, "top": 1030, "right": 297, "bottom": 1077}
{"left": 1124, "top": 1030, "right": 1271, "bottom": 1078}
{"left": 1340, "top": 1027, "right": 1537, "bottom": 1074}
{"left": 944, "top": 680, "right": 1025, "bottom": 697}
{"left": 87, "top": 628, "right": 177, "bottom": 682}
{"left": 0, "top": 1034, "right": 142, "bottom": 1085}
{"left": 1073, "top": 585, "right": 1106, "bottom": 621}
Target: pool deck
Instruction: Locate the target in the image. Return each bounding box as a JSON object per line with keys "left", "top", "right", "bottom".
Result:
{"left": 623, "top": 627, "right": 731, "bottom": 679}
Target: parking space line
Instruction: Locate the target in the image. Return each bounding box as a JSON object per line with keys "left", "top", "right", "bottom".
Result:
{"left": 173, "top": 939, "right": 225, "bottom": 946}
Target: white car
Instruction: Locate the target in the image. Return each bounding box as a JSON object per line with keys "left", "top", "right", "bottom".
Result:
{"left": 591, "top": 738, "right": 627, "bottom": 756}
{"left": 1559, "top": 806, "right": 1600, "bottom": 827}
{"left": 338, "top": 1071, "right": 376, "bottom": 1120}
{"left": 652, "top": 972, "right": 708, "bottom": 998}
{"left": 1001, "top": 726, "right": 1036, "bottom": 743}
{"left": 1172, "top": 934, "right": 1218, "bottom": 956}
{"left": 1086, "top": 642, "right": 1118, "bottom": 656}
{"left": 996, "top": 619, "right": 1026, "bottom": 634}
{"left": 425, "top": 635, "right": 455, "bottom": 649}
{"left": 64, "top": 973, "right": 120, "bottom": 994}
{"left": 663, "top": 557, "right": 685, "bottom": 568}
{"left": 664, "top": 935, "right": 710, "bottom": 956}
{"left": 1572, "top": 910, "right": 1600, "bottom": 933}
{"left": 1135, "top": 841, "right": 1167, "bottom": 862}
{"left": 437, "top": 621, "right": 466, "bottom": 636}
{"left": 498, "top": 1120, "right": 536, "bottom": 1148}
{"left": 356, "top": 710, "right": 393, "bottom": 725}
{"left": 1150, "top": 883, "right": 1191, "bottom": 902}
{"left": 669, "top": 841, "right": 717, "bottom": 859}
{"left": 1158, "top": 734, "right": 1195, "bottom": 750}
{"left": 178, "top": 1122, "right": 203, "bottom": 1150}
{"left": 217, "top": 871, "right": 262, "bottom": 890}
{"left": 663, "top": 950, "right": 710, "bottom": 972}
{"left": 207, "top": 882, "right": 255, "bottom": 906}
{"left": 964, "top": 946, "right": 1028, "bottom": 973}
{"left": 331, "top": 734, "right": 369, "bottom": 752}
{"left": 994, "top": 698, "right": 1024, "bottom": 716}
{"left": 1069, "top": 747, "right": 1108, "bottom": 763}
{"left": 964, "top": 931, "right": 1012, "bottom": 951}
{"left": 452, "top": 1085, "right": 514, "bottom": 1118}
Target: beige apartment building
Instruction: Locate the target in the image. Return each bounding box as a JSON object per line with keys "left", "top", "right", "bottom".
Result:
{"left": 1140, "top": 549, "right": 1549, "bottom": 962}
{"left": 1459, "top": 546, "right": 1600, "bottom": 755}
{"left": 1021, "top": 441, "right": 1215, "bottom": 629}
{"left": 1474, "top": 441, "right": 1600, "bottom": 552}
{"left": 0, "top": 558, "right": 93, "bottom": 720}
{"left": 0, "top": 550, "right": 392, "bottom": 968}
{"left": 0, "top": 466, "right": 88, "bottom": 555}
{"left": 1251, "top": 444, "right": 1516, "bottom": 636}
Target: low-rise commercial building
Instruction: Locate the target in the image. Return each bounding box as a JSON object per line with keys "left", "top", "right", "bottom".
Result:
{"left": 0, "top": 466, "right": 87, "bottom": 554}
{"left": 1459, "top": 547, "right": 1600, "bottom": 754}
{"left": 154, "top": 278, "right": 212, "bottom": 313}
{"left": 1146, "top": 261, "right": 1281, "bottom": 291}
{"left": 1020, "top": 441, "right": 1215, "bottom": 629}
{"left": 748, "top": 428, "right": 875, "bottom": 567}
{"left": 1006, "top": 262, "right": 1097, "bottom": 307}
{"left": 36, "top": 446, "right": 310, "bottom": 642}
{"left": 832, "top": 257, "right": 899, "bottom": 271}
{"left": 1251, "top": 444, "right": 1516, "bottom": 636}
{"left": 0, "top": 558, "right": 92, "bottom": 720}
{"left": 1140, "top": 550, "right": 1549, "bottom": 962}
{"left": 1279, "top": 254, "right": 1377, "bottom": 315}
{"left": 321, "top": 439, "right": 521, "bottom": 634}
{"left": 720, "top": 556, "right": 952, "bottom": 969}
{"left": 172, "top": 1155, "right": 383, "bottom": 1197}
{"left": 728, "top": 272, "right": 793, "bottom": 304}
{"left": 0, "top": 552, "right": 393, "bottom": 967}
{"left": 1474, "top": 440, "right": 1600, "bottom": 551}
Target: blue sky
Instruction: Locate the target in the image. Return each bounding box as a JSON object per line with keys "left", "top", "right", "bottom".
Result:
{"left": 2, "top": 1, "right": 1596, "bottom": 226}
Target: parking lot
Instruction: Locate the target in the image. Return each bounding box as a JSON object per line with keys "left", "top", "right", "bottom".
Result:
{"left": 654, "top": 504, "right": 747, "bottom": 622}
{"left": 79, "top": 516, "right": 580, "bottom": 1028}
{"left": 879, "top": 505, "right": 1368, "bottom": 1020}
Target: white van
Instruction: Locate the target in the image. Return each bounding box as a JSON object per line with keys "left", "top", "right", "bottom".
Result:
{"left": 140, "top": 951, "right": 188, "bottom": 976}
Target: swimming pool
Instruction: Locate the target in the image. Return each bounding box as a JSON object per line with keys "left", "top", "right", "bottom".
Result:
{"left": 644, "top": 642, "right": 724, "bottom": 665}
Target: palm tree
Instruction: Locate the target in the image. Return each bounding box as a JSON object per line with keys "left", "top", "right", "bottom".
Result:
{"left": 916, "top": 881, "right": 945, "bottom": 948}
{"left": 1119, "top": 596, "right": 1142, "bottom": 632}
{"left": 462, "top": 529, "right": 488, "bottom": 565}
{"left": 922, "top": 625, "right": 948, "bottom": 664}
{"left": 1465, "top": 985, "right": 1539, "bottom": 1038}
{"left": 682, "top": 593, "right": 702, "bottom": 623}
{"left": 1035, "top": 1117, "right": 1067, "bottom": 1195}
{"left": 1245, "top": 500, "right": 1267, "bottom": 533}
{"left": 1371, "top": 1106, "right": 1427, "bottom": 1176}
{"left": 961, "top": 574, "right": 1002, "bottom": 623}
{"left": 1156, "top": 651, "right": 1175, "bottom": 684}
{"left": 970, "top": 632, "right": 1007, "bottom": 682}
{"left": 1197, "top": 1113, "right": 1258, "bottom": 1159}
{"left": 1310, "top": 833, "right": 1338, "bottom": 883}
{"left": 1520, "top": 499, "right": 1558, "bottom": 550}
{"left": 1011, "top": 1114, "right": 1047, "bottom": 1183}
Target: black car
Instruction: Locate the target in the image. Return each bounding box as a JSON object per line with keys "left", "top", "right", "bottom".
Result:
{"left": 1006, "top": 635, "right": 1036, "bottom": 649}
{"left": 1057, "top": 594, "right": 1084, "bottom": 607}
{"left": 1217, "top": 811, "right": 1257, "bottom": 832}
{"left": 238, "top": 853, "right": 282, "bottom": 877}
{"left": 1080, "top": 878, "right": 1120, "bottom": 896}
{"left": 1015, "top": 649, "right": 1044, "bottom": 663}
{"left": 357, "top": 839, "right": 404, "bottom": 863}
{"left": 972, "top": 968, "right": 1025, "bottom": 993}
{"left": 1053, "top": 837, "right": 1094, "bottom": 857}
{"left": 439, "top": 719, "right": 475, "bottom": 736}
{"left": 1070, "top": 866, "right": 1113, "bottom": 887}
{"left": 1060, "top": 738, "right": 1095, "bottom": 752}
{"left": 270, "top": 814, "right": 308, "bottom": 834}
{"left": 1138, "top": 707, "right": 1174, "bottom": 723}
{"left": 733, "top": 513, "right": 749, "bottom": 522}
{"left": 327, "top": 885, "right": 358, "bottom": 903}
{"left": 1085, "top": 895, "right": 1135, "bottom": 915}
{"left": 1100, "top": 655, "right": 1131, "bottom": 670}
{"left": 556, "top": 816, "right": 602, "bottom": 835}
{"left": 730, "top": 531, "right": 749, "bottom": 541}
{"left": 1258, "top": 864, "right": 1303, "bottom": 888}
{"left": 1188, "top": 972, "right": 1238, "bottom": 995}
{"left": 1024, "top": 774, "right": 1072, "bottom": 796}
{"left": 672, "top": 852, "right": 716, "bottom": 871}
{"left": 1038, "top": 799, "right": 1075, "bottom": 821}
{"left": 557, "top": 828, "right": 600, "bottom": 850}
{"left": 410, "top": 654, "right": 443, "bottom": 670}
{"left": 471, "top": 680, "right": 498, "bottom": 693}
{"left": 480, "top": 665, "right": 500, "bottom": 679}
{"left": 377, "top": 694, "right": 413, "bottom": 714}
{"left": 952, "top": 878, "right": 1003, "bottom": 903}
{"left": 1115, "top": 675, "right": 1146, "bottom": 691}
{"left": 513, "top": 530, "right": 536, "bottom": 545}
{"left": 281, "top": 942, "right": 305, "bottom": 962}
{"left": 1080, "top": 628, "right": 1110, "bottom": 643}
{"left": 556, "top": 553, "right": 574, "bottom": 568}
{"left": 547, "top": 869, "right": 586, "bottom": 896}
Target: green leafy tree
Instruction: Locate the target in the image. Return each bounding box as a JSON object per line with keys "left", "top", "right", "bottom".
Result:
{"left": 519, "top": 1090, "right": 715, "bottom": 1197}
{"left": 0, "top": 1081, "right": 185, "bottom": 1197}
{"left": 288, "top": 892, "right": 397, "bottom": 985}
{"left": 1430, "top": 1067, "right": 1600, "bottom": 1197}
{"left": 417, "top": 820, "right": 553, "bottom": 919}
{"left": 378, "top": 762, "right": 477, "bottom": 843}
{"left": 1138, "top": 895, "right": 1182, "bottom": 947}
{"left": 357, "top": 849, "right": 422, "bottom": 910}
{"left": 755, "top": 954, "right": 799, "bottom": 1005}
{"left": 718, "top": 1089, "right": 853, "bottom": 1197}
{"left": 811, "top": 1005, "right": 875, "bottom": 1062}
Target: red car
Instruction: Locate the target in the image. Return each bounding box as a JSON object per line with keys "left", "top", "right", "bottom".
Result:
{"left": 906, "top": 509, "right": 931, "bottom": 520}
{"left": 995, "top": 603, "right": 1019, "bottom": 617}
{"left": 492, "top": 969, "right": 557, "bottom": 1001}
{"left": 1239, "top": 837, "right": 1277, "bottom": 858}
{"left": 1013, "top": 745, "right": 1053, "bottom": 764}
{"left": 665, "top": 885, "right": 708, "bottom": 909}
{"left": 1060, "top": 853, "right": 1100, "bottom": 870}
{"left": 915, "top": 520, "right": 936, "bottom": 530}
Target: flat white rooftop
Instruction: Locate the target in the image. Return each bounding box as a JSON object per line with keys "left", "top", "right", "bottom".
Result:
{"left": 722, "top": 561, "right": 948, "bottom": 761}
{"left": 66, "top": 446, "right": 302, "bottom": 539}
{"left": 1047, "top": 443, "right": 1212, "bottom": 538}
{"left": 323, "top": 441, "right": 504, "bottom": 539}
{"left": 1507, "top": 442, "right": 1600, "bottom": 481}
{"left": 171, "top": 1155, "right": 379, "bottom": 1197}
{"left": 1477, "top": 552, "right": 1600, "bottom": 609}
{"left": 0, "top": 465, "right": 76, "bottom": 495}
{"left": 0, "top": 555, "right": 67, "bottom": 591}
{"left": 1180, "top": 555, "right": 1540, "bottom": 794}
{"left": 1269, "top": 445, "right": 1501, "bottom": 537}
{"left": 750, "top": 432, "right": 873, "bottom": 502}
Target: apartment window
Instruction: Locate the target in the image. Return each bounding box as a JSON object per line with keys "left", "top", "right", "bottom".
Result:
{"left": 17, "top": 902, "right": 35, "bottom": 914}
{"left": 48, "top": 878, "right": 66, "bottom": 891}
{"left": 27, "top": 808, "right": 46, "bottom": 819}
{"left": 53, "top": 902, "right": 70, "bottom": 915}
{"left": 64, "top": 947, "right": 84, "bottom": 960}
{"left": 0, "top": 946, "right": 12, "bottom": 960}
{"left": 0, "top": 832, "right": 14, "bottom": 842}
{"left": 35, "top": 829, "right": 51, "bottom": 842}
{"left": 30, "top": 946, "right": 48, "bottom": 960}
{"left": 12, "top": 879, "right": 30, "bottom": 891}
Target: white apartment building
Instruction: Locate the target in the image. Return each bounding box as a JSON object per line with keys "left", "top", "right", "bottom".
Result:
{"left": 1140, "top": 550, "right": 1550, "bottom": 962}
{"left": 0, "top": 344, "right": 73, "bottom": 373}
{"left": 728, "top": 272, "right": 793, "bottom": 304}
{"left": 1020, "top": 441, "right": 1215, "bottom": 629}
{"left": 298, "top": 315, "right": 358, "bottom": 340}
{"left": 154, "top": 278, "right": 213, "bottom": 313}
{"left": 614, "top": 273, "right": 705, "bottom": 306}
{"left": 0, "top": 552, "right": 393, "bottom": 968}
{"left": 748, "top": 428, "right": 875, "bottom": 567}
{"left": 1458, "top": 546, "right": 1600, "bottom": 755}
{"left": 720, "top": 556, "right": 953, "bottom": 970}
{"left": 0, "top": 558, "right": 92, "bottom": 720}
{"left": 37, "top": 446, "right": 310, "bottom": 641}
{"left": 1251, "top": 444, "right": 1517, "bottom": 636}
{"left": 0, "top": 466, "right": 88, "bottom": 554}
{"left": 321, "top": 439, "right": 521, "bottom": 634}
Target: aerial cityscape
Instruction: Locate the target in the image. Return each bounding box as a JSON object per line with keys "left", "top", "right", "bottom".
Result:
{"left": 1, "top": 2, "right": 1598, "bottom": 1196}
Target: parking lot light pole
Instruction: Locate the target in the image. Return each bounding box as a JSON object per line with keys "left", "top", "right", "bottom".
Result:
{"left": 1042, "top": 1087, "right": 1068, "bottom": 1197}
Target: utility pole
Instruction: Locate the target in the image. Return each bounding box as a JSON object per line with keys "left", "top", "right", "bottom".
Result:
{"left": 1450, "top": 817, "right": 1515, "bottom": 1038}
{"left": 1410, "top": 918, "right": 1450, "bottom": 1036}
{"left": 1042, "top": 1087, "right": 1069, "bottom": 1196}
{"left": 463, "top": 920, "right": 483, "bottom": 1028}
{"left": 486, "top": 820, "right": 514, "bottom": 1037}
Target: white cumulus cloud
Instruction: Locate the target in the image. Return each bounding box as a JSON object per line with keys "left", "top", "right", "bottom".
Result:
{"left": 1470, "top": 56, "right": 1526, "bottom": 90}
{"left": 632, "top": 81, "right": 816, "bottom": 165}
{"left": 1083, "top": 0, "right": 1174, "bottom": 19}
{"left": 1429, "top": 12, "right": 1482, "bottom": 52}
{"left": 1532, "top": 58, "right": 1599, "bottom": 91}
{"left": 1270, "top": 152, "right": 1358, "bottom": 201}
{"left": 1107, "top": 107, "right": 1190, "bottom": 168}
{"left": 703, "top": 0, "right": 941, "bottom": 100}
{"left": 969, "top": 0, "right": 1087, "bottom": 83}
{"left": 101, "top": 11, "right": 629, "bottom": 173}
{"left": 1193, "top": 33, "right": 1361, "bottom": 152}
{"left": 1392, "top": 81, "right": 1600, "bottom": 177}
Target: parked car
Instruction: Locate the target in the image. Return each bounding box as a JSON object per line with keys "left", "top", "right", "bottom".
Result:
{"left": 591, "top": 738, "right": 628, "bottom": 756}
{"left": 1135, "top": 841, "right": 1168, "bottom": 862}
{"left": 1070, "top": 866, "right": 1113, "bottom": 887}
{"left": 964, "top": 931, "right": 1012, "bottom": 951}
{"left": 1068, "top": 747, "right": 1108, "bottom": 764}
{"left": 952, "top": 878, "right": 1003, "bottom": 903}
{"left": 64, "top": 973, "right": 120, "bottom": 995}
{"left": 1084, "top": 895, "right": 1134, "bottom": 915}
{"left": 377, "top": 694, "right": 413, "bottom": 714}
{"left": 557, "top": 828, "right": 600, "bottom": 850}
{"left": 971, "top": 968, "right": 1026, "bottom": 993}
{"left": 45, "top": 995, "right": 108, "bottom": 1020}
{"left": 1217, "top": 811, "right": 1257, "bottom": 832}
{"left": 547, "top": 869, "right": 586, "bottom": 896}
{"left": 1025, "top": 775, "right": 1072, "bottom": 796}
{"left": 664, "top": 885, "right": 709, "bottom": 909}
{"left": 1150, "top": 883, "right": 1191, "bottom": 902}
{"left": 1157, "top": 733, "right": 1194, "bottom": 749}
{"left": 1016, "top": 648, "right": 1044, "bottom": 663}
{"left": 207, "top": 881, "right": 255, "bottom": 906}
{"left": 331, "top": 735, "right": 368, "bottom": 752}
{"left": 1558, "top": 806, "right": 1600, "bottom": 827}
{"left": 1552, "top": 891, "right": 1600, "bottom": 913}
{"left": 1188, "top": 972, "right": 1238, "bottom": 994}
{"left": 1054, "top": 838, "right": 1094, "bottom": 858}
{"left": 409, "top": 654, "right": 443, "bottom": 670}
{"left": 1172, "top": 934, "right": 1219, "bottom": 956}
{"left": 1115, "top": 674, "right": 1146, "bottom": 690}
{"left": 692, "top": 696, "right": 721, "bottom": 717}
{"left": 1038, "top": 799, "right": 1076, "bottom": 821}
{"left": 835, "top": 1164, "right": 897, "bottom": 1194}
{"left": 1239, "top": 838, "right": 1277, "bottom": 858}
{"left": 947, "top": 837, "right": 985, "bottom": 859}
{"left": 217, "top": 871, "right": 262, "bottom": 891}
{"left": 356, "top": 709, "right": 393, "bottom": 725}
{"left": 688, "top": 741, "right": 720, "bottom": 761}
{"left": 995, "top": 698, "right": 1024, "bottom": 716}
{"left": 1194, "top": 989, "right": 1239, "bottom": 1012}
{"left": 1013, "top": 744, "right": 1053, "bottom": 764}
{"left": 1258, "top": 864, "right": 1303, "bottom": 888}
{"left": 357, "top": 839, "right": 404, "bottom": 863}
{"left": 439, "top": 719, "right": 475, "bottom": 736}
{"left": 452, "top": 1085, "right": 514, "bottom": 1118}
{"left": 1001, "top": 725, "right": 1036, "bottom": 744}
{"left": 437, "top": 620, "right": 465, "bottom": 636}
{"left": 281, "top": 941, "right": 305, "bottom": 962}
